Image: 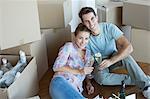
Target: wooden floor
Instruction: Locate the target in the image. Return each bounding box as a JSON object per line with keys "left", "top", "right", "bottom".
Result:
{"left": 39, "top": 62, "right": 150, "bottom": 99}
{"left": 39, "top": 68, "right": 53, "bottom": 99}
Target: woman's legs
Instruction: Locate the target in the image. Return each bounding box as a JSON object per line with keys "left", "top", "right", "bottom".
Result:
{"left": 49, "top": 76, "right": 85, "bottom": 99}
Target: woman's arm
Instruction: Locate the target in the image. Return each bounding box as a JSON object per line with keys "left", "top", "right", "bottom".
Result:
{"left": 54, "top": 66, "right": 94, "bottom": 75}
{"left": 54, "top": 66, "right": 83, "bottom": 74}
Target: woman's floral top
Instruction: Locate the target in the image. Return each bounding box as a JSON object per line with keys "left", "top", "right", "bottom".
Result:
{"left": 53, "top": 42, "right": 91, "bottom": 92}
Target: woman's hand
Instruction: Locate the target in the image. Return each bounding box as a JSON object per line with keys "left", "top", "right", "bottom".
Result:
{"left": 86, "top": 82, "right": 94, "bottom": 95}
{"left": 81, "top": 67, "right": 94, "bottom": 75}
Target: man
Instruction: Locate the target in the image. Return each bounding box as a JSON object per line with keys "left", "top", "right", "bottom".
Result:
{"left": 79, "top": 7, "right": 150, "bottom": 98}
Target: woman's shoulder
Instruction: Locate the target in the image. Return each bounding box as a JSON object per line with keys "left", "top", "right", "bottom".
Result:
{"left": 64, "top": 42, "right": 74, "bottom": 47}
{"left": 57, "top": 42, "right": 73, "bottom": 54}
{"left": 60, "top": 42, "right": 74, "bottom": 50}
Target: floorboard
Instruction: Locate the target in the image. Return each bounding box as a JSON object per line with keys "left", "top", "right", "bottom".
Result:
{"left": 39, "top": 62, "right": 150, "bottom": 99}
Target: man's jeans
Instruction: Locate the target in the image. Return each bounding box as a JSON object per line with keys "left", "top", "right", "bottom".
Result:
{"left": 93, "top": 55, "right": 150, "bottom": 90}
{"left": 49, "top": 76, "right": 85, "bottom": 99}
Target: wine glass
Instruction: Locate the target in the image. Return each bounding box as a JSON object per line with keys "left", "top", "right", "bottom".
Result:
{"left": 93, "top": 53, "right": 102, "bottom": 73}
{"left": 86, "top": 52, "right": 102, "bottom": 79}
{"left": 94, "top": 53, "right": 102, "bottom": 65}
{"left": 86, "top": 56, "right": 95, "bottom": 79}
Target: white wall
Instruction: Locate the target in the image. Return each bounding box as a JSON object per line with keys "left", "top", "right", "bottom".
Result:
{"left": 69, "top": 0, "right": 96, "bottom": 32}
{"left": 96, "top": 0, "right": 110, "bottom": 5}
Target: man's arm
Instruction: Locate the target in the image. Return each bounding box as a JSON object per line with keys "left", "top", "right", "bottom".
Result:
{"left": 110, "top": 35, "right": 133, "bottom": 64}
{"left": 99, "top": 35, "right": 133, "bottom": 70}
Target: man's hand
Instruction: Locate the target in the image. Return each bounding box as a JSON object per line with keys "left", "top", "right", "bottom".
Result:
{"left": 86, "top": 82, "right": 94, "bottom": 95}
{"left": 99, "top": 59, "right": 112, "bottom": 70}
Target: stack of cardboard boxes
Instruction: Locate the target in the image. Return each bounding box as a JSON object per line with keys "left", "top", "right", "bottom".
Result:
{"left": 0, "top": 0, "right": 49, "bottom": 99}
{"left": 123, "top": 0, "right": 150, "bottom": 63}
{"left": 0, "top": 0, "right": 73, "bottom": 98}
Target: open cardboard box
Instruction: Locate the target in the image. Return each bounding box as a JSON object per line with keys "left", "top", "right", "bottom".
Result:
{"left": 27, "top": 96, "right": 40, "bottom": 99}
{"left": 0, "top": 55, "right": 39, "bottom": 99}
{"left": 0, "top": 32, "right": 49, "bottom": 80}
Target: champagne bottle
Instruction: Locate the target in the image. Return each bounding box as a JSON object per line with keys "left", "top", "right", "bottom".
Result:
{"left": 119, "top": 80, "right": 126, "bottom": 99}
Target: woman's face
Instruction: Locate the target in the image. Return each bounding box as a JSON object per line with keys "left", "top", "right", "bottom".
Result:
{"left": 75, "top": 31, "right": 90, "bottom": 50}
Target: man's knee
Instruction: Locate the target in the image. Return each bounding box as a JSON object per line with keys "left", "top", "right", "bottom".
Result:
{"left": 123, "top": 55, "right": 134, "bottom": 62}
{"left": 94, "top": 71, "right": 110, "bottom": 85}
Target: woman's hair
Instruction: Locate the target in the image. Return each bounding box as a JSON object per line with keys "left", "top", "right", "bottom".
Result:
{"left": 74, "top": 23, "right": 91, "bottom": 36}
{"left": 79, "top": 7, "right": 96, "bottom": 22}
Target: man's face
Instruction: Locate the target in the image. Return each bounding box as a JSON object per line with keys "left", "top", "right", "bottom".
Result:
{"left": 82, "top": 12, "right": 98, "bottom": 33}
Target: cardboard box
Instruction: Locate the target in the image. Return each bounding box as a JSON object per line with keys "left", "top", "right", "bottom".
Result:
{"left": 27, "top": 96, "right": 40, "bottom": 99}
{"left": 97, "top": 2, "right": 123, "bottom": 27}
{"left": 0, "top": 32, "right": 48, "bottom": 80}
{"left": 131, "top": 28, "right": 150, "bottom": 63}
{"left": 0, "top": 55, "right": 39, "bottom": 99}
{"left": 123, "top": 1, "right": 150, "bottom": 30}
{"left": 0, "top": 0, "right": 41, "bottom": 50}
{"left": 37, "top": 0, "right": 72, "bottom": 28}
{"left": 43, "top": 28, "right": 71, "bottom": 67}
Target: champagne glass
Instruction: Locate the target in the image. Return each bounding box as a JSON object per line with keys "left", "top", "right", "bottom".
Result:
{"left": 93, "top": 53, "right": 102, "bottom": 73}
{"left": 86, "top": 53, "right": 102, "bottom": 79}
{"left": 94, "top": 53, "right": 102, "bottom": 65}
{"left": 86, "top": 56, "right": 95, "bottom": 79}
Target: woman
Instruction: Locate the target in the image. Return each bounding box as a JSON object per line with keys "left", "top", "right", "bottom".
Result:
{"left": 49, "top": 23, "right": 94, "bottom": 99}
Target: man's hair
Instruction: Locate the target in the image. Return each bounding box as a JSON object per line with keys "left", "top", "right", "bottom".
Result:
{"left": 79, "top": 7, "right": 96, "bottom": 22}
{"left": 74, "top": 23, "right": 91, "bottom": 36}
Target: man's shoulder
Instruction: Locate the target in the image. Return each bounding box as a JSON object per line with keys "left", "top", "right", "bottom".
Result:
{"left": 99, "top": 22, "right": 115, "bottom": 27}
{"left": 100, "top": 22, "right": 118, "bottom": 32}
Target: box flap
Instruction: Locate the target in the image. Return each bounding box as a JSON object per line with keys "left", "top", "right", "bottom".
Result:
{"left": 0, "top": 44, "right": 31, "bottom": 56}
{"left": 0, "top": 55, "right": 38, "bottom": 99}
{"left": 0, "top": 0, "right": 41, "bottom": 50}
{"left": 0, "top": 88, "right": 8, "bottom": 99}
{"left": 8, "top": 57, "right": 38, "bottom": 99}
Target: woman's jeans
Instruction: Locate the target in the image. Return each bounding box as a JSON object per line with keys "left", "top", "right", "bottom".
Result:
{"left": 49, "top": 76, "right": 85, "bottom": 99}
{"left": 93, "top": 55, "right": 150, "bottom": 90}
